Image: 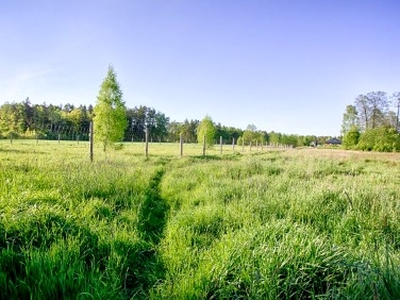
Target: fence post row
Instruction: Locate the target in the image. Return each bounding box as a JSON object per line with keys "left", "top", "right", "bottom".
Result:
{"left": 6, "top": 122, "right": 289, "bottom": 161}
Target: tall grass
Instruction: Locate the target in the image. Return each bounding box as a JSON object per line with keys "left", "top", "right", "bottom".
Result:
{"left": 1, "top": 140, "right": 400, "bottom": 299}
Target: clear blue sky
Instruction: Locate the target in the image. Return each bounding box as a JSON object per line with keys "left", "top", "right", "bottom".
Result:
{"left": 1, "top": 0, "right": 400, "bottom": 136}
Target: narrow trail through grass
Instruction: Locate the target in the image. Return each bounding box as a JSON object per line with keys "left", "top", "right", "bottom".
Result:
{"left": 137, "top": 168, "right": 169, "bottom": 244}
{"left": 131, "top": 166, "right": 171, "bottom": 299}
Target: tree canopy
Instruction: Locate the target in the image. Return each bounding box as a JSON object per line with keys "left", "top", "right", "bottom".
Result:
{"left": 197, "top": 115, "right": 216, "bottom": 147}
{"left": 341, "top": 90, "right": 400, "bottom": 152}
{"left": 341, "top": 105, "right": 359, "bottom": 135}
{"left": 93, "top": 65, "right": 127, "bottom": 151}
{"left": 241, "top": 124, "right": 264, "bottom": 145}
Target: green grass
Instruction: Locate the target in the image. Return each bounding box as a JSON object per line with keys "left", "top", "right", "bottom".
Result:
{"left": 1, "top": 140, "right": 400, "bottom": 299}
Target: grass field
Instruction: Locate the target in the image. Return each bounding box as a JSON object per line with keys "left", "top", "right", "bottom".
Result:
{"left": 0, "top": 140, "right": 400, "bottom": 299}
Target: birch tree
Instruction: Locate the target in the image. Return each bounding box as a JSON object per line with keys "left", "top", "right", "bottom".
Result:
{"left": 93, "top": 65, "right": 127, "bottom": 151}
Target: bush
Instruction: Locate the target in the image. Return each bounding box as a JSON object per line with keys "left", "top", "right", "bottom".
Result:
{"left": 342, "top": 126, "right": 360, "bottom": 149}
{"left": 357, "top": 127, "right": 400, "bottom": 152}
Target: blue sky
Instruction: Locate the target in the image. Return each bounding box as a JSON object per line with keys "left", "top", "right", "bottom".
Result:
{"left": 1, "top": 0, "right": 400, "bottom": 136}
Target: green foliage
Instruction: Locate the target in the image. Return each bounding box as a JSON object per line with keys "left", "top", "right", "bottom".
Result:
{"left": 342, "top": 125, "right": 360, "bottom": 149}
{"left": 182, "top": 119, "right": 200, "bottom": 143}
{"left": 2, "top": 141, "right": 400, "bottom": 298}
{"left": 242, "top": 124, "right": 264, "bottom": 145}
{"left": 341, "top": 104, "right": 359, "bottom": 135}
{"left": 197, "top": 115, "right": 216, "bottom": 147}
{"left": 342, "top": 90, "right": 400, "bottom": 152}
{"left": 0, "top": 99, "right": 331, "bottom": 148}
{"left": 268, "top": 131, "right": 281, "bottom": 145}
{"left": 0, "top": 103, "right": 20, "bottom": 138}
{"left": 126, "top": 106, "right": 171, "bottom": 142}
{"left": 94, "top": 65, "right": 128, "bottom": 151}
{"left": 357, "top": 126, "right": 400, "bottom": 152}
{"left": 237, "top": 136, "right": 244, "bottom": 146}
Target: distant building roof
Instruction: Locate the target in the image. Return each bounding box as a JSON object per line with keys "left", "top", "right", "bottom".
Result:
{"left": 325, "top": 138, "right": 341, "bottom": 145}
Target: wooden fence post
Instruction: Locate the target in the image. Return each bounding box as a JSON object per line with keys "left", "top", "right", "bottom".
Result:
{"left": 180, "top": 133, "right": 183, "bottom": 157}
{"left": 145, "top": 128, "right": 149, "bottom": 159}
{"left": 250, "top": 141, "right": 252, "bottom": 152}
{"left": 220, "top": 136, "right": 223, "bottom": 155}
{"left": 89, "top": 121, "right": 94, "bottom": 162}
{"left": 58, "top": 133, "right": 61, "bottom": 144}
{"left": 232, "top": 138, "right": 235, "bottom": 152}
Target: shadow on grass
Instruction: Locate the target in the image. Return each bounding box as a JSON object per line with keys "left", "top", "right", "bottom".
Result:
{"left": 137, "top": 168, "right": 169, "bottom": 244}
{"left": 191, "top": 153, "right": 242, "bottom": 161}
{"left": 0, "top": 148, "right": 45, "bottom": 155}
{"left": 123, "top": 167, "right": 170, "bottom": 297}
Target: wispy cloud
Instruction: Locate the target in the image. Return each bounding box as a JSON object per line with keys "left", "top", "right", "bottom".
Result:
{"left": 1, "top": 67, "right": 60, "bottom": 102}
{"left": 13, "top": 68, "right": 57, "bottom": 82}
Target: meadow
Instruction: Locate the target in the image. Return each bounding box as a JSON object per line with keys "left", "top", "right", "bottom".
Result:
{"left": 0, "top": 140, "right": 399, "bottom": 299}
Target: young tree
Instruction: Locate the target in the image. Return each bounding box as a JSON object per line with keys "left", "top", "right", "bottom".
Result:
{"left": 197, "top": 115, "right": 215, "bottom": 147}
{"left": 342, "top": 125, "right": 360, "bottom": 149}
{"left": 0, "top": 103, "right": 18, "bottom": 138}
{"left": 93, "top": 65, "right": 127, "bottom": 151}
{"left": 341, "top": 105, "right": 359, "bottom": 135}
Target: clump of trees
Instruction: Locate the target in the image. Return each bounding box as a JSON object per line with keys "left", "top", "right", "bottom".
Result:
{"left": 237, "top": 124, "right": 264, "bottom": 146}
{"left": 341, "top": 91, "right": 400, "bottom": 152}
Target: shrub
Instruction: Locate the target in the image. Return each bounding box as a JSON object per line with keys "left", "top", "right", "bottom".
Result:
{"left": 357, "top": 127, "right": 400, "bottom": 152}
{"left": 342, "top": 126, "right": 360, "bottom": 149}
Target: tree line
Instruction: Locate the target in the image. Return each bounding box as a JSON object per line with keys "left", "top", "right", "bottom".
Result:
{"left": 2, "top": 99, "right": 334, "bottom": 147}
{"left": 341, "top": 91, "right": 400, "bottom": 152}
{"left": 0, "top": 98, "right": 330, "bottom": 147}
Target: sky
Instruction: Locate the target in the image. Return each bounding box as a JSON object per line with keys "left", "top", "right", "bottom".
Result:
{"left": 1, "top": 0, "right": 400, "bottom": 136}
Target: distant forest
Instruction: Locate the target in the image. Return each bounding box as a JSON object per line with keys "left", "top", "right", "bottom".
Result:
{"left": 0, "top": 98, "right": 330, "bottom": 146}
